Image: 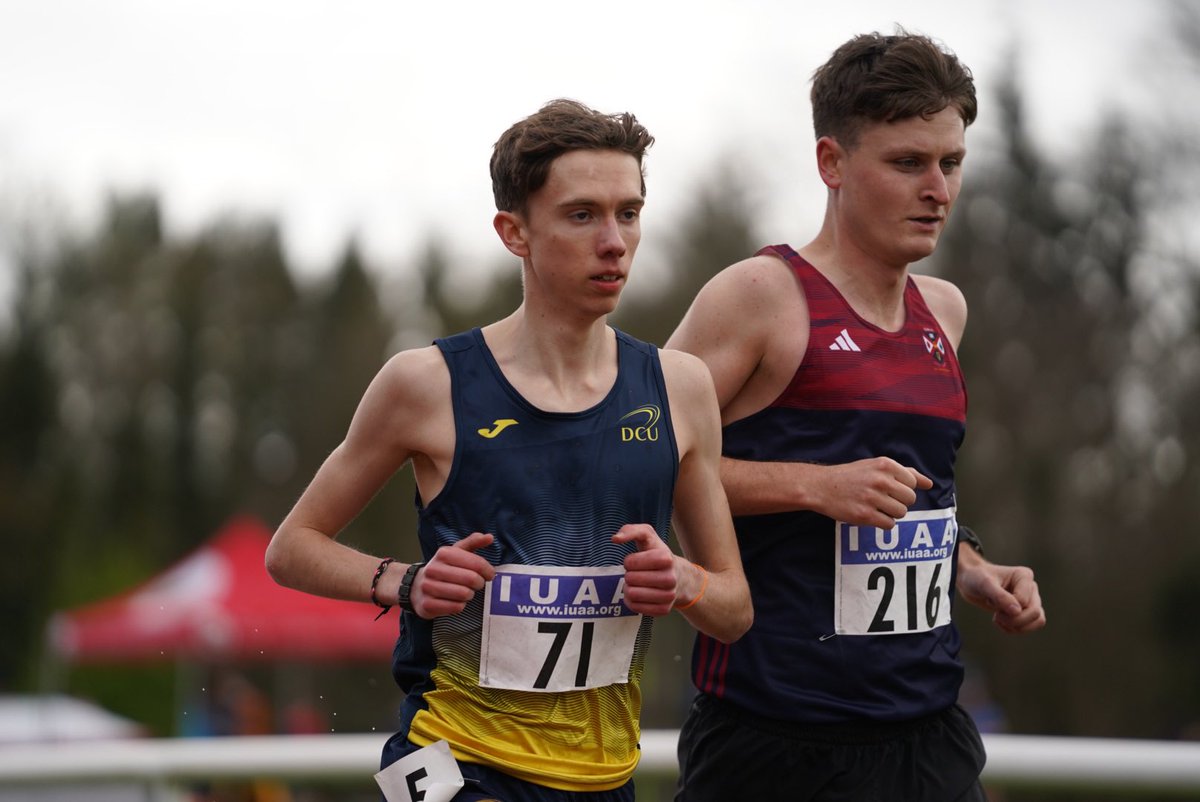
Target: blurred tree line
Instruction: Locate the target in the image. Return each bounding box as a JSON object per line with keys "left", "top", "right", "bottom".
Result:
{"left": 938, "top": 2, "right": 1200, "bottom": 747}
{"left": 1, "top": 10, "right": 1199, "bottom": 795}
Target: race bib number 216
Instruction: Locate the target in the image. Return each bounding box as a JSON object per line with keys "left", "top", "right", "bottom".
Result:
{"left": 834, "top": 509, "right": 957, "bottom": 636}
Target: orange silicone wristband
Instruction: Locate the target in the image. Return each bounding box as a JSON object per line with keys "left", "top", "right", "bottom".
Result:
{"left": 675, "top": 563, "right": 709, "bottom": 611}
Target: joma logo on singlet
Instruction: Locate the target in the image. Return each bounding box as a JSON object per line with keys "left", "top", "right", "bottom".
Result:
{"left": 619, "top": 405, "right": 661, "bottom": 442}
{"left": 478, "top": 419, "right": 519, "bottom": 438}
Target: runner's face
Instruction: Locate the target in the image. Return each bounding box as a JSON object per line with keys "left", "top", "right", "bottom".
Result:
{"left": 833, "top": 107, "right": 967, "bottom": 267}
{"left": 517, "top": 149, "right": 644, "bottom": 317}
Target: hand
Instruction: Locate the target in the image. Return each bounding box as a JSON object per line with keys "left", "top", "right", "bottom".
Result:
{"left": 957, "top": 554, "right": 1046, "bottom": 634}
{"left": 612, "top": 524, "right": 677, "bottom": 617}
{"left": 813, "top": 457, "right": 933, "bottom": 529}
{"left": 411, "top": 532, "right": 496, "bottom": 618}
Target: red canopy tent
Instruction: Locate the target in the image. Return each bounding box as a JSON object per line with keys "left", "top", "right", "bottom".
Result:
{"left": 48, "top": 515, "right": 399, "bottom": 664}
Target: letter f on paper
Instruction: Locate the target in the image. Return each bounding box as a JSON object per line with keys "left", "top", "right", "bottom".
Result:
{"left": 375, "top": 740, "right": 464, "bottom": 802}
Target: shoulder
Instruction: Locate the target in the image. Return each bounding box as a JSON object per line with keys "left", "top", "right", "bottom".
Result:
{"left": 671, "top": 253, "right": 802, "bottom": 342}
{"left": 370, "top": 344, "right": 451, "bottom": 412}
{"left": 337, "top": 343, "right": 453, "bottom": 468}
{"left": 380, "top": 343, "right": 449, "bottom": 380}
{"left": 657, "top": 347, "right": 721, "bottom": 455}
{"left": 912, "top": 274, "right": 968, "bottom": 348}
{"left": 911, "top": 273, "right": 965, "bottom": 308}
{"left": 658, "top": 348, "right": 716, "bottom": 393}
{"left": 709, "top": 253, "right": 800, "bottom": 302}
{"left": 668, "top": 251, "right": 812, "bottom": 416}
{"left": 658, "top": 348, "right": 722, "bottom": 422}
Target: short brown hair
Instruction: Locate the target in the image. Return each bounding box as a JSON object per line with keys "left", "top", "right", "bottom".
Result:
{"left": 811, "top": 29, "right": 977, "bottom": 148}
{"left": 490, "top": 99, "right": 655, "bottom": 213}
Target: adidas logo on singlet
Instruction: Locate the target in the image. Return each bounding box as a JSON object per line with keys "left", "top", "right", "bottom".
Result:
{"left": 828, "top": 328, "right": 861, "bottom": 352}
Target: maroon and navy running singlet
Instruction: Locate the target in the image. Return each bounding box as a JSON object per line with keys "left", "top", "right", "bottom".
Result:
{"left": 691, "top": 244, "right": 969, "bottom": 724}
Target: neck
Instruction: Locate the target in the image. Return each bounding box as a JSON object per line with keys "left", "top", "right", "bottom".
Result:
{"left": 799, "top": 231, "right": 910, "bottom": 332}
{"left": 481, "top": 307, "right": 616, "bottom": 412}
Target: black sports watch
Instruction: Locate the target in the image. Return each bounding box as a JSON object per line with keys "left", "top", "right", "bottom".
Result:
{"left": 397, "top": 561, "right": 425, "bottom": 615}
{"left": 958, "top": 525, "right": 984, "bottom": 557}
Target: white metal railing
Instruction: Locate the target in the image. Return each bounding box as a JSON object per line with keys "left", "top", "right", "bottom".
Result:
{"left": 1, "top": 731, "right": 1199, "bottom": 795}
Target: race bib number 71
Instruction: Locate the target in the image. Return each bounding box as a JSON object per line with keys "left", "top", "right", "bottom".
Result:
{"left": 834, "top": 508, "right": 957, "bottom": 636}
{"left": 479, "top": 564, "right": 642, "bottom": 692}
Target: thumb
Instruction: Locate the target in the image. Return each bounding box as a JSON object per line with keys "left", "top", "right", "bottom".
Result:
{"left": 454, "top": 532, "right": 495, "bottom": 553}
{"left": 611, "top": 524, "right": 658, "bottom": 551}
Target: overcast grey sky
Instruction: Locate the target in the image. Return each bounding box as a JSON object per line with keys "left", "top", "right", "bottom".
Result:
{"left": 0, "top": 0, "right": 1169, "bottom": 305}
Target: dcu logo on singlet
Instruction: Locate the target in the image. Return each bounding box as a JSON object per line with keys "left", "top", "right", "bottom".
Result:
{"left": 619, "top": 405, "right": 661, "bottom": 442}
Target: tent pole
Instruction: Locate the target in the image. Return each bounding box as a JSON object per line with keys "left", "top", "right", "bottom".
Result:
{"left": 174, "top": 658, "right": 207, "bottom": 736}
{"left": 37, "top": 624, "right": 67, "bottom": 697}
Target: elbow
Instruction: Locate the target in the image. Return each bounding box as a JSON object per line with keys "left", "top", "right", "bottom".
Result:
{"left": 728, "top": 573, "right": 754, "bottom": 642}
{"left": 725, "top": 603, "right": 754, "bottom": 644}
{"left": 703, "top": 572, "right": 754, "bottom": 644}
{"left": 263, "top": 535, "right": 292, "bottom": 588}
{"left": 739, "top": 604, "right": 755, "bottom": 641}
{"left": 709, "top": 598, "right": 753, "bottom": 645}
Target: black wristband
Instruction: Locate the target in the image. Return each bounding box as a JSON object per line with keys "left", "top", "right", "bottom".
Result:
{"left": 397, "top": 562, "right": 425, "bottom": 615}
{"left": 367, "top": 557, "right": 396, "bottom": 619}
{"left": 958, "top": 525, "right": 984, "bottom": 557}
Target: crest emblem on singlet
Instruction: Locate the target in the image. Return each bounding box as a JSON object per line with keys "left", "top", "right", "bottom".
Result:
{"left": 922, "top": 330, "right": 946, "bottom": 365}
{"left": 619, "top": 405, "right": 660, "bottom": 442}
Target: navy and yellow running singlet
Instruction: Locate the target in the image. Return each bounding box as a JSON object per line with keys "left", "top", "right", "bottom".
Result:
{"left": 391, "top": 327, "right": 679, "bottom": 790}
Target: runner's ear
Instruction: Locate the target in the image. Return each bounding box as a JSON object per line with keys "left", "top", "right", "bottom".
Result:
{"left": 493, "top": 211, "right": 529, "bottom": 258}
{"left": 816, "top": 136, "right": 845, "bottom": 189}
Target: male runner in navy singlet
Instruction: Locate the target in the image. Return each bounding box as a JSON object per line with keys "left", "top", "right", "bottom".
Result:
{"left": 668, "top": 30, "right": 1046, "bottom": 801}
{"left": 266, "top": 100, "right": 751, "bottom": 801}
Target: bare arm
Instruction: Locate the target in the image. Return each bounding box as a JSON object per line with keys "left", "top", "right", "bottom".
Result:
{"left": 264, "top": 347, "right": 494, "bottom": 615}
{"left": 665, "top": 256, "right": 784, "bottom": 415}
{"left": 720, "top": 456, "right": 932, "bottom": 528}
{"left": 655, "top": 349, "right": 752, "bottom": 643}
{"left": 911, "top": 280, "right": 1044, "bottom": 631}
